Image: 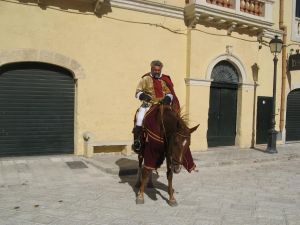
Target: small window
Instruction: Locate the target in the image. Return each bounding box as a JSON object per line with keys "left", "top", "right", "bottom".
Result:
{"left": 296, "top": 0, "right": 300, "bottom": 18}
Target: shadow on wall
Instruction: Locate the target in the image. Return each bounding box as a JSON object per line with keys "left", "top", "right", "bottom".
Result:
{"left": 17, "top": 0, "right": 112, "bottom": 17}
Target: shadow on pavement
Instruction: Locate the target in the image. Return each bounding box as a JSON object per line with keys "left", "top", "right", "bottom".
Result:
{"left": 252, "top": 146, "right": 268, "bottom": 153}
{"left": 115, "top": 158, "right": 170, "bottom": 203}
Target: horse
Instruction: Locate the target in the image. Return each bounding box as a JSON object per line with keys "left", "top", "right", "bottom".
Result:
{"left": 135, "top": 104, "right": 199, "bottom": 206}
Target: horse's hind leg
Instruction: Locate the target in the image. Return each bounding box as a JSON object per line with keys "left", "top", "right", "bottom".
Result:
{"left": 136, "top": 168, "right": 154, "bottom": 189}
{"left": 135, "top": 167, "right": 142, "bottom": 188}
{"left": 135, "top": 154, "right": 143, "bottom": 188}
{"left": 136, "top": 167, "right": 151, "bottom": 204}
{"left": 147, "top": 170, "right": 154, "bottom": 188}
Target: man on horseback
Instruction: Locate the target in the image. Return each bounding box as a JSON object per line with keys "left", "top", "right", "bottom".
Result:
{"left": 133, "top": 61, "right": 199, "bottom": 206}
{"left": 132, "top": 60, "right": 180, "bottom": 153}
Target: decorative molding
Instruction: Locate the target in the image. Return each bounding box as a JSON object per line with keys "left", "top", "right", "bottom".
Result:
{"left": 111, "top": 0, "right": 184, "bottom": 19}
{"left": 0, "top": 49, "right": 85, "bottom": 79}
{"left": 185, "top": 78, "right": 255, "bottom": 90}
{"left": 184, "top": 0, "right": 281, "bottom": 38}
{"left": 185, "top": 78, "right": 213, "bottom": 86}
{"left": 227, "top": 22, "right": 237, "bottom": 35}
{"left": 6, "top": 0, "right": 183, "bottom": 19}
{"left": 258, "top": 28, "right": 283, "bottom": 40}
{"left": 226, "top": 45, "right": 233, "bottom": 54}
{"left": 206, "top": 53, "right": 247, "bottom": 83}
{"left": 94, "top": 0, "right": 112, "bottom": 17}
{"left": 238, "top": 82, "right": 255, "bottom": 91}
{"left": 194, "top": 1, "right": 272, "bottom": 24}
{"left": 37, "top": 0, "right": 46, "bottom": 6}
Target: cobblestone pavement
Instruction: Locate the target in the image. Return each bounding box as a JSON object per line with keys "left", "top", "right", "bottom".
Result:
{"left": 0, "top": 148, "right": 299, "bottom": 225}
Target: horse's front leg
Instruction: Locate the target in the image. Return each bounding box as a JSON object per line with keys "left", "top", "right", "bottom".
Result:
{"left": 136, "top": 167, "right": 151, "bottom": 204}
{"left": 167, "top": 164, "right": 178, "bottom": 207}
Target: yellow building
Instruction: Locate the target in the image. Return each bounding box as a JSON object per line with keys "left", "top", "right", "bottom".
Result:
{"left": 0, "top": 0, "right": 297, "bottom": 157}
{"left": 281, "top": 0, "right": 300, "bottom": 143}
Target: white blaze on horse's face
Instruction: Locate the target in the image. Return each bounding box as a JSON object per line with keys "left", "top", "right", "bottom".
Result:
{"left": 182, "top": 139, "right": 187, "bottom": 147}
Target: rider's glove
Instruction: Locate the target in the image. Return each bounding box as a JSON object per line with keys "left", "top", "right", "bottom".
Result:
{"left": 162, "top": 95, "right": 172, "bottom": 105}
{"left": 139, "top": 92, "right": 152, "bottom": 102}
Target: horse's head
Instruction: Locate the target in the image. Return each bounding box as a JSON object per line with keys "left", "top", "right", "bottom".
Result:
{"left": 170, "top": 124, "right": 199, "bottom": 174}
{"left": 159, "top": 105, "right": 199, "bottom": 173}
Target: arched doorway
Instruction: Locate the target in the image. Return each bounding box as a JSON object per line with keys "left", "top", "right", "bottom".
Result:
{"left": 0, "top": 62, "right": 75, "bottom": 156}
{"left": 286, "top": 89, "right": 300, "bottom": 142}
{"left": 207, "top": 60, "right": 239, "bottom": 147}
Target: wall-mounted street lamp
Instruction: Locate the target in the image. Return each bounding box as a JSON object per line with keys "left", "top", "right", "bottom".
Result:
{"left": 267, "top": 35, "right": 283, "bottom": 153}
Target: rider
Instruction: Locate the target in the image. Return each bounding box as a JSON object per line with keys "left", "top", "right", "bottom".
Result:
{"left": 132, "top": 60, "right": 179, "bottom": 153}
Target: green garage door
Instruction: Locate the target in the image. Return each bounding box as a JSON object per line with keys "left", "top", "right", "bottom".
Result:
{"left": 286, "top": 89, "right": 300, "bottom": 142}
{"left": 0, "top": 62, "right": 74, "bottom": 156}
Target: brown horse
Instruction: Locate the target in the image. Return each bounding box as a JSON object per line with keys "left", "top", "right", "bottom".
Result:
{"left": 135, "top": 104, "right": 199, "bottom": 206}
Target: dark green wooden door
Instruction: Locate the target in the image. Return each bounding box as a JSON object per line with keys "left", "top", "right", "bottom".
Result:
{"left": 207, "top": 60, "right": 239, "bottom": 147}
{"left": 256, "top": 96, "right": 272, "bottom": 144}
{"left": 0, "top": 62, "right": 74, "bottom": 156}
{"left": 207, "top": 82, "right": 237, "bottom": 147}
{"left": 286, "top": 89, "right": 300, "bottom": 141}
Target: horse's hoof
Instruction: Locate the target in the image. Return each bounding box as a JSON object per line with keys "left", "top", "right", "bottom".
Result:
{"left": 136, "top": 196, "right": 144, "bottom": 204}
{"left": 147, "top": 182, "right": 154, "bottom": 188}
{"left": 168, "top": 199, "right": 178, "bottom": 207}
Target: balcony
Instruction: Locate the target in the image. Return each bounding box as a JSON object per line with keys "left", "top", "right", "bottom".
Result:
{"left": 184, "top": 0, "right": 277, "bottom": 38}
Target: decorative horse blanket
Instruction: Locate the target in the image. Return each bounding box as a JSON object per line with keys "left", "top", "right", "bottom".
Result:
{"left": 141, "top": 105, "right": 196, "bottom": 172}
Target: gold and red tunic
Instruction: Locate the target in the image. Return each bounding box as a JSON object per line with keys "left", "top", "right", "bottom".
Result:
{"left": 136, "top": 73, "right": 180, "bottom": 112}
{"left": 136, "top": 73, "right": 171, "bottom": 103}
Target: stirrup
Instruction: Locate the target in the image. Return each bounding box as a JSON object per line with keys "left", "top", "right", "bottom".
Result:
{"left": 132, "top": 139, "right": 141, "bottom": 154}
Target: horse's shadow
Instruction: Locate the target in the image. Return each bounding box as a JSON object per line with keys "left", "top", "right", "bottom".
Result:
{"left": 115, "top": 158, "right": 170, "bottom": 202}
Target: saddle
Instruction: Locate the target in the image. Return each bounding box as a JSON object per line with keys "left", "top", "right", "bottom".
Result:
{"left": 133, "top": 104, "right": 197, "bottom": 172}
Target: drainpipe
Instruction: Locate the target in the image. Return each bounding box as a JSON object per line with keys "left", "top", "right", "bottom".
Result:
{"left": 279, "top": 0, "right": 287, "bottom": 133}
{"left": 185, "top": 27, "right": 192, "bottom": 124}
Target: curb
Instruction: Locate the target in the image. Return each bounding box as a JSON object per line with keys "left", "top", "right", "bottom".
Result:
{"left": 82, "top": 152, "right": 300, "bottom": 176}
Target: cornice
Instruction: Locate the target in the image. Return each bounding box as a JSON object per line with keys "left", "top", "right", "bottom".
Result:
{"left": 184, "top": 1, "right": 282, "bottom": 39}
{"left": 261, "top": 28, "right": 284, "bottom": 39}
{"left": 110, "top": 0, "right": 184, "bottom": 19}
{"left": 194, "top": 4, "right": 273, "bottom": 28}
{"left": 185, "top": 78, "right": 255, "bottom": 91}
{"left": 185, "top": 78, "right": 212, "bottom": 86}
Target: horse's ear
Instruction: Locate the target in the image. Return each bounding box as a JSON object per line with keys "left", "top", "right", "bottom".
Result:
{"left": 189, "top": 124, "right": 199, "bottom": 133}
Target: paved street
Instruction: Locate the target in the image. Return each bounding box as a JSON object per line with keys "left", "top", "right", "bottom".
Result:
{"left": 0, "top": 144, "right": 299, "bottom": 225}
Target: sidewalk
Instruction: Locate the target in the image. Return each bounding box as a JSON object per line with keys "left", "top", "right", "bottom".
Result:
{"left": 82, "top": 142, "right": 300, "bottom": 176}
{"left": 0, "top": 143, "right": 299, "bottom": 225}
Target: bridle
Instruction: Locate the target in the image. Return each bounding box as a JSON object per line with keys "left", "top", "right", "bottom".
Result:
{"left": 171, "top": 131, "right": 190, "bottom": 166}
{"left": 159, "top": 104, "right": 190, "bottom": 168}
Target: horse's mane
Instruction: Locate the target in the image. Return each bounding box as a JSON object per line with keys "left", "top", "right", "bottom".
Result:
{"left": 159, "top": 105, "right": 189, "bottom": 134}
{"left": 177, "top": 108, "right": 189, "bottom": 128}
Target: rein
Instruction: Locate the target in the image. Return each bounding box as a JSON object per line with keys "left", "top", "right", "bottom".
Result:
{"left": 159, "top": 104, "right": 173, "bottom": 169}
{"left": 160, "top": 104, "right": 168, "bottom": 146}
{"left": 159, "top": 104, "right": 188, "bottom": 167}
{"left": 176, "top": 132, "right": 190, "bottom": 138}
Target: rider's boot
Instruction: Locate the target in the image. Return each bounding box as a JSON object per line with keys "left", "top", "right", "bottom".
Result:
{"left": 132, "top": 126, "right": 143, "bottom": 154}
